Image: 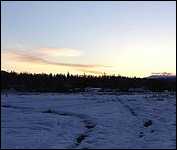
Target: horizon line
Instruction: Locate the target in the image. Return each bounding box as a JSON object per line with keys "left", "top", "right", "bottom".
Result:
{"left": 1, "top": 69, "right": 176, "bottom": 78}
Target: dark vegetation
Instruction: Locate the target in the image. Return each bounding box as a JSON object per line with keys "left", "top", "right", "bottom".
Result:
{"left": 76, "top": 134, "right": 87, "bottom": 144}
{"left": 144, "top": 120, "right": 152, "bottom": 127}
{"left": 1, "top": 70, "right": 176, "bottom": 92}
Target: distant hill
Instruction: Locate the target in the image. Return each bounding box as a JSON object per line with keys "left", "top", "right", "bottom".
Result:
{"left": 146, "top": 75, "right": 176, "bottom": 80}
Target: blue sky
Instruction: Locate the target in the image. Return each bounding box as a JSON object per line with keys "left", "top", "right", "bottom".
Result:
{"left": 1, "top": 1, "right": 176, "bottom": 77}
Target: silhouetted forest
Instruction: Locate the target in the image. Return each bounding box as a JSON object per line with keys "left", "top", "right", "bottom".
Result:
{"left": 1, "top": 70, "right": 176, "bottom": 92}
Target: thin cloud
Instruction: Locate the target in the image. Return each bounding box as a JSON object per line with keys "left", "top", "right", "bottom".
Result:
{"left": 3, "top": 51, "right": 111, "bottom": 68}
{"left": 38, "top": 47, "right": 82, "bottom": 57}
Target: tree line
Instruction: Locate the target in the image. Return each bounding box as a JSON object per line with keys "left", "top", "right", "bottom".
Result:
{"left": 1, "top": 70, "right": 176, "bottom": 92}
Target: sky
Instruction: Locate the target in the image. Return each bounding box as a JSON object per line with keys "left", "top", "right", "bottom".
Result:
{"left": 1, "top": 1, "right": 176, "bottom": 77}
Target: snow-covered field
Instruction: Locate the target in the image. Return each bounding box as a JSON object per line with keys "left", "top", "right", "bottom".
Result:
{"left": 1, "top": 92, "right": 176, "bottom": 149}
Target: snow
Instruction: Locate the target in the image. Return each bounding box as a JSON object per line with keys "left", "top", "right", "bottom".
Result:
{"left": 1, "top": 92, "right": 176, "bottom": 149}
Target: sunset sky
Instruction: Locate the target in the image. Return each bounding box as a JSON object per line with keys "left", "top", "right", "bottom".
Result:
{"left": 1, "top": 1, "right": 176, "bottom": 77}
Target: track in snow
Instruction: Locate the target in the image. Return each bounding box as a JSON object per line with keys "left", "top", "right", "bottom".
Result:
{"left": 2, "top": 104, "right": 97, "bottom": 149}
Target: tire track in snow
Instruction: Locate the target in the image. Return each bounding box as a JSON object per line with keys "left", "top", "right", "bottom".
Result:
{"left": 42, "top": 109, "right": 96, "bottom": 149}
{"left": 2, "top": 104, "right": 33, "bottom": 111}
{"left": 116, "top": 97, "right": 138, "bottom": 117}
{"left": 2, "top": 104, "right": 96, "bottom": 149}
